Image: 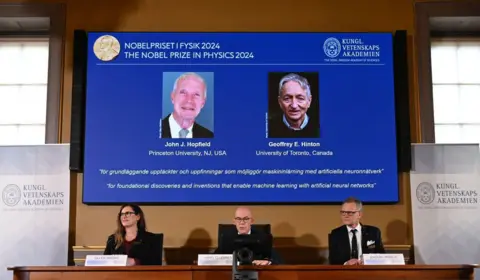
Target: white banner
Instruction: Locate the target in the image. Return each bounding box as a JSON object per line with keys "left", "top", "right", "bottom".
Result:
{"left": 0, "top": 144, "right": 70, "bottom": 280}
{"left": 410, "top": 143, "right": 480, "bottom": 268}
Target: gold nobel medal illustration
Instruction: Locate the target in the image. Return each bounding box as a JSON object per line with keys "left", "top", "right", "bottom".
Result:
{"left": 93, "top": 35, "right": 121, "bottom": 61}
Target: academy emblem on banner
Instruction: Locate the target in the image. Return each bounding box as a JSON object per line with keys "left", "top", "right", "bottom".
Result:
{"left": 2, "top": 184, "right": 21, "bottom": 207}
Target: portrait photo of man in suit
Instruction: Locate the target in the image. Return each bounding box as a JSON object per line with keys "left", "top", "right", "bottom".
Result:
{"left": 160, "top": 72, "right": 214, "bottom": 139}
{"left": 267, "top": 72, "right": 320, "bottom": 138}
{"left": 328, "top": 197, "right": 386, "bottom": 265}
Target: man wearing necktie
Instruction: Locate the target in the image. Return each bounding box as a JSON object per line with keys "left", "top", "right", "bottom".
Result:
{"left": 328, "top": 197, "right": 386, "bottom": 265}
{"left": 161, "top": 72, "right": 214, "bottom": 138}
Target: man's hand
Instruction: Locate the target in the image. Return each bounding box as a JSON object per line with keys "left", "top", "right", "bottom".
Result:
{"left": 252, "top": 260, "right": 271, "bottom": 265}
{"left": 344, "top": 259, "right": 360, "bottom": 265}
{"left": 126, "top": 258, "right": 136, "bottom": 266}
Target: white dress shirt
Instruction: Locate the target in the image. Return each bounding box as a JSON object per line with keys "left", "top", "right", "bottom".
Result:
{"left": 168, "top": 114, "right": 193, "bottom": 138}
{"left": 346, "top": 224, "right": 362, "bottom": 261}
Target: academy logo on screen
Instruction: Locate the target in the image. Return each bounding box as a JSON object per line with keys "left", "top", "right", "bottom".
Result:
{"left": 93, "top": 35, "right": 121, "bottom": 62}
{"left": 322, "top": 37, "right": 381, "bottom": 63}
{"left": 323, "top": 37, "right": 342, "bottom": 58}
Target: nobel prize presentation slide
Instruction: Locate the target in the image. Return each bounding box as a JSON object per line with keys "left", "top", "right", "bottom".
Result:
{"left": 83, "top": 32, "right": 399, "bottom": 204}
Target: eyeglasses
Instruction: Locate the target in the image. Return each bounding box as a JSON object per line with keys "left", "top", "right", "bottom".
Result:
{"left": 119, "top": 211, "right": 136, "bottom": 217}
{"left": 234, "top": 217, "right": 251, "bottom": 223}
{"left": 340, "top": 210, "right": 359, "bottom": 216}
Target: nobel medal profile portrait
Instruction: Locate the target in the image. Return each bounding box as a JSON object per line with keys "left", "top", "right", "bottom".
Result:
{"left": 93, "top": 35, "right": 121, "bottom": 62}
{"left": 160, "top": 72, "right": 214, "bottom": 139}
{"left": 267, "top": 72, "right": 320, "bottom": 138}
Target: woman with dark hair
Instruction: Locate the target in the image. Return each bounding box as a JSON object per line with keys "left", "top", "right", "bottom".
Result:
{"left": 103, "top": 204, "right": 163, "bottom": 265}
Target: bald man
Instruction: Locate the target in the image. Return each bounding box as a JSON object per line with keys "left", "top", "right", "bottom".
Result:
{"left": 214, "top": 207, "right": 283, "bottom": 265}
{"left": 234, "top": 207, "right": 254, "bottom": 235}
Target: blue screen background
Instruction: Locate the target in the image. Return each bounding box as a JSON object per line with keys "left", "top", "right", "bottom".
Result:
{"left": 82, "top": 32, "right": 399, "bottom": 204}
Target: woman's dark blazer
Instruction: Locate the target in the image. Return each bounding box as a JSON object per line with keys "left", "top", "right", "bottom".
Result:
{"left": 103, "top": 230, "right": 163, "bottom": 265}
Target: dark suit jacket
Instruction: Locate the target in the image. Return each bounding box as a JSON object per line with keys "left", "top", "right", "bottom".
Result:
{"left": 161, "top": 114, "right": 213, "bottom": 138}
{"left": 104, "top": 231, "right": 163, "bottom": 265}
{"left": 213, "top": 228, "right": 283, "bottom": 265}
{"left": 328, "top": 224, "right": 385, "bottom": 265}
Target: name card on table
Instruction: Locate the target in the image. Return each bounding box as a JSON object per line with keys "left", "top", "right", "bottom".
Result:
{"left": 197, "top": 254, "right": 233, "bottom": 265}
{"left": 85, "top": 255, "right": 128, "bottom": 266}
{"left": 362, "top": 254, "right": 405, "bottom": 265}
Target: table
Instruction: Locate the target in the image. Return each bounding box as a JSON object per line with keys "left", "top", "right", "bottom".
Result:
{"left": 9, "top": 264, "right": 476, "bottom": 280}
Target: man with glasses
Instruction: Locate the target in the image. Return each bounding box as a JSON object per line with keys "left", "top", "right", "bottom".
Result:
{"left": 214, "top": 207, "right": 282, "bottom": 265}
{"left": 328, "top": 197, "right": 385, "bottom": 265}
{"left": 233, "top": 207, "right": 255, "bottom": 235}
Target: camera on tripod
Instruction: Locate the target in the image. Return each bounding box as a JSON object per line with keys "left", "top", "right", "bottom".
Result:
{"left": 217, "top": 230, "right": 273, "bottom": 280}
{"left": 231, "top": 234, "right": 272, "bottom": 265}
{"left": 235, "top": 246, "right": 254, "bottom": 265}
